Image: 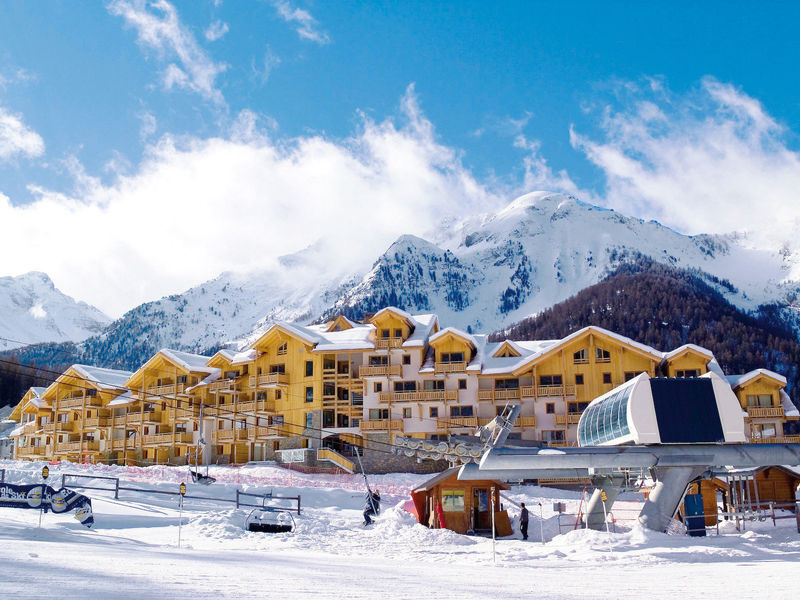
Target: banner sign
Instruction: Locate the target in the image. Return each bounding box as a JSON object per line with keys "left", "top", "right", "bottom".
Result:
{"left": 0, "top": 483, "right": 94, "bottom": 528}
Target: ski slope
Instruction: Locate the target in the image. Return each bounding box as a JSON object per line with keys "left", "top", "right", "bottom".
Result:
{"left": 0, "top": 460, "right": 798, "bottom": 599}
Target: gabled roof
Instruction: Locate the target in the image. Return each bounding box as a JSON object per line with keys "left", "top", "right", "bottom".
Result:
{"left": 42, "top": 364, "right": 134, "bottom": 399}
{"left": 252, "top": 322, "right": 323, "bottom": 349}
{"left": 126, "top": 349, "right": 215, "bottom": 387}
{"left": 370, "top": 306, "right": 413, "bottom": 325}
{"left": 725, "top": 368, "right": 787, "bottom": 389}
{"left": 412, "top": 467, "right": 509, "bottom": 492}
{"left": 206, "top": 349, "right": 237, "bottom": 368}
{"left": 662, "top": 344, "right": 715, "bottom": 362}
{"left": 326, "top": 315, "right": 359, "bottom": 332}
{"left": 428, "top": 327, "right": 478, "bottom": 349}
{"left": 9, "top": 386, "right": 48, "bottom": 421}
{"left": 402, "top": 314, "right": 438, "bottom": 348}
{"left": 492, "top": 340, "right": 523, "bottom": 358}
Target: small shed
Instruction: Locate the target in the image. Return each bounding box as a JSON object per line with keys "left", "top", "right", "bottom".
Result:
{"left": 750, "top": 466, "right": 800, "bottom": 505}
{"left": 410, "top": 468, "right": 512, "bottom": 535}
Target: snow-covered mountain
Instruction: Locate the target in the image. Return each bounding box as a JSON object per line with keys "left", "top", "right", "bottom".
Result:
{"left": 0, "top": 272, "right": 111, "bottom": 351}
{"left": 322, "top": 192, "right": 798, "bottom": 333}
{"left": 7, "top": 192, "right": 800, "bottom": 368}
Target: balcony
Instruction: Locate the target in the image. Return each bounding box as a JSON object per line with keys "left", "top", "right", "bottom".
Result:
{"left": 55, "top": 421, "right": 76, "bottom": 432}
{"left": 111, "top": 439, "right": 131, "bottom": 450}
{"left": 212, "top": 429, "right": 249, "bottom": 443}
{"left": 434, "top": 361, "right": 467, "bottom": 374}
{"left": 555, "top": 413, "right": 583, "bottom": 426}
{"left": 58, "top": 441, "right": 101, "bottom": 453}
{"left": 84, "top": 417, "right": 110, "bottom": 428}
{"left": 750, "top": 435, "right": 800, "bottom": 444}
{"left": 248, "top": 425, "right": 286, "bottom": 440}
{"left": 22, "top": 422, "right": 37, "bottom": 434}
{"left": 520, "top": 385, "right": 576, "bottom": 399}
{"left": 126, "top": 411, "right": 161, "bottom": 423}
{"left": 249, "top": 373, "right": 289, "bottom": 387}
{"left": 143, "top": 433, "right": 192, "bottom": 446}
{"left": 235, "top": 400, "right": 276, "bottom": 414}
{"left": 378, "top": 390, "right": 458, "bottom": 403}
{"left": 360, "top": 420, "right": 403, "bottom": 432}
{"left": 746, "top": 407, "right": 784, "bottom": 419}
{"left": 209, "top": 379, "right": 239, "bottom": 393}
{"left": 58, "top": 395, "right": 102, "bottom": 409}
{"left": 515, "top": 415, "right": 537, "bottom": 428}
{"left": 145, "top": 383, "right": 186, "bottom": 397}
{"left": 360, "top": 365, "right": 402, "bottom": 377}
{"left": 478, "top": 389, "right": 521, "bottom": 401}
{"left": 437, "top": 416, "right": 478, "bottom": 429}
{"left": 21, "top": 446, "right": 46, "bottom": 456}
{"left": 375, "top": 337, "right": 403, "bottom": 350}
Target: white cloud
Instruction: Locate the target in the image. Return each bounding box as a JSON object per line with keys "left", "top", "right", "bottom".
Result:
{"left": 138, "top": 111, "right": 157, "bottom": 139}
{"left": 108, "top": 0, "right": 227, "bottom": 104}
{"left": 251, "top": 46, "right": 281, "bottom": 84}
{"left": 0, "top": 85, "right": 498, "bottom": 317}
{"left": 513, "top": 134, "right": 592, "bottom": 202}
{"left": 0, "top": 105, "right": 45, "bottom": 162}
{"left": 571, "top": 77, "right": 800, "bottom": 249}
{"left": 271, "top": 0, "right": 330, "bottom": 44}
{"left": 204, "top": 20, "right": 229, "bottom": 42}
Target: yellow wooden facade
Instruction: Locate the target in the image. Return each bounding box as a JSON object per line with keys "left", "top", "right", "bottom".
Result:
{"left": 8, "top": 308, "right": 798, "bottom": 466}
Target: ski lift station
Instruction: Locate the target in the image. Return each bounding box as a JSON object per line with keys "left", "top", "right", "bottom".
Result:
{"left": 451, "top": 372, "right": 800, "bottom": 534}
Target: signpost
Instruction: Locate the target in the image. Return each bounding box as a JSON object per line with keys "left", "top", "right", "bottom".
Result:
{"left": 38, "top": 466, "right": 49, "bottom": 528}
{"left": 178, "top": 482, "right": 186, "bottom": 548}
{"left": 601, "top": 490, "right": 612, "bottom": 553}
{"left": 490, "top": 486, "right": 497, "bottom": 565}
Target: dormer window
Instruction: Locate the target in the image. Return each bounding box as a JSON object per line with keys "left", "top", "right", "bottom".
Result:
{"left": 277, "top": 342, "right": 287, "bottom": 356}
{"left": 394, "top": 328, "right": 402, "bottom": 338}
{"left": 573, "top": 349, "right": 588, "bottom": 364}
{"left": 595, "top": 347, "right": 611, "bottom": 362}
{"left": 381, "top": 329, "right": 390, "bottom": 339}
{"left": 440, "top": 352, "right": 464, "bottom": 364}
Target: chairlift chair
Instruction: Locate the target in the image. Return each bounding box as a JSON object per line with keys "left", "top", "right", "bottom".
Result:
{"left": 244, "top": 505, "right": 296, "bottom": 534}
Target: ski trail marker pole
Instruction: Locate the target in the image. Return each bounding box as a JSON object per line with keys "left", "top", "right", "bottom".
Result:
{"left": 178, "top": 482, "right": 186, "bottom": 548}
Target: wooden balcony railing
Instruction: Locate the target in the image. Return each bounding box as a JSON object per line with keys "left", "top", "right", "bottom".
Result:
{"left": 359, "top": 420, "right": 403, "bottom": 432}
{"left": 515, "top": 415, "right": 537, "bottom": 428}
{"left": 434, "top": 362, "right": 467, "bottom": 374}
{"left": 478, "top": 389, "right": 521, "bottom": 401}
{"left": 22, "top": 422, "right": 37, "bottom": 434}
{"left": 520, "top": 385, "right": 576, "bottom": 399}
{"left": 58, "top": 396, "right": 102, "bottom": 409}
{"left": 84, "top": 417, "right": 110, "bottom": 428}
{"left": 21, "top": 446, "right": 46, "bottom": 456}
{"left": 55, "top": 421, "right": 76, "bottom": 432}
{"left": 375, "top": 338, "right": 403, "bottom": 350}
{"left": 208, "top": 379, "right": 239, "bottom": 393}
{"left": 555, "top": 413, "right": 583, "bottom": 426}
{"left": 212, "top": 429, "right": 249, "bottom": 443}
{"left": 359, "top": 365, "right": 402, "bottom": 377}
{"left": 58, "top": 441, "right": 100, "bottom": 453}
{"left": 437, "top": 416, "right": 478, "bottom": 429}
{"left": 235, "top": 400, "right": 276, "bottom": 414}
{"left": 746, "top": 407, "right": 784, "bottom": 419}
{"left": 248, "top": 426, "right": 286, "bottom": 440}
{"left": 248, "top": 373, "right": 289, "bottom": 387}
{"left": 378, "top": 390, "right": 458, "bottom": 403}
{"left": 143, "top": 433, "right": 192, "bottom": 446}
{"left": 126, "top": 411, "right": 161, "bottom": 423}
{"left": 111, "top": 439, "right": 130, "bottom": 450}
{"left": 145, "top": 383, "right": 186, "bottom": 397}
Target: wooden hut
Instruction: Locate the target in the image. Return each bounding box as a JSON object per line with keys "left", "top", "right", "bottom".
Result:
{"left": 410, "top": 468, "right": 512, "bottom": 535}
{"left": 749, "top": 466, "right": 800, "bottom": 505}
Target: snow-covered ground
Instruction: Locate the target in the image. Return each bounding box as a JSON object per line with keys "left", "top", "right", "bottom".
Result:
{"left": 0, "top": 460, "right": 798, "bottom": 599}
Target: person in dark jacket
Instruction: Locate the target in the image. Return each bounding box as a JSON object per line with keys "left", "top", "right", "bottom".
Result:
{"left": 519, "top": 502, "right": 529, "bottom": 540}
{"left": 363, "top": 489, "right": 381, "bottom": 525}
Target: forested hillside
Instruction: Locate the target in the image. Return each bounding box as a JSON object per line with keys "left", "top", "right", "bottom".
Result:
{"left": 494, "top": 258, "right": 800, "bottom": 403}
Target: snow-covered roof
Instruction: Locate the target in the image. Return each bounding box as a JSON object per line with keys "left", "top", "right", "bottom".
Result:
{"left": 186, "top": 370, "right": 221, "bottom": 393}
{"left": 428, "top": 327, "right": 478, "bottom": 348}
{"left": 70, "top": 364, "right": 134, "bottom": 391}
{"left": 159, "top": 349, "right": 217, "bottom": 374}
{"left": 108, "top": 390, "right": 134, "bottom": 406}
{"left": 231, "top": 348, "right": 257, "bottom": 365}
{"left": 371, "top": 306, "right": 413, "bottom": 323}
{"left": 780, "top": 390, "right": 799, "bottom": 418}
{"left": 662, "top": 343, "right": 715, "bottom": 361}
{"left": 402, "top": 313, "right": 438, "bottom": 348}
{"left": 725, "top": 368, "right": 787, "bottom": 389}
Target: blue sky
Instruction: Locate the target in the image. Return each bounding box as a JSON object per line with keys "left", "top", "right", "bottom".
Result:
{"left": 2, "top": 1, "right": 800, "bottom": 316}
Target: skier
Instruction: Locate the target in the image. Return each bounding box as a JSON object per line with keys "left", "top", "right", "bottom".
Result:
{"left": 363, "top": 488, "right": 381, "bottom": 526}
{"left": 519, "top": 502, "right": 529, "bottom": 540}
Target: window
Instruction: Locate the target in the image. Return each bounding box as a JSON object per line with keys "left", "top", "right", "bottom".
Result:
{"left": 458, "top": 379, "right": 467, "bottom": 390}
{"left": 746, "top": 394, "right": 773, "bottom": 408}
{"left": 369, "top": 355, "right": 388, "bottom": 366}
{"left": 441, "top": 489, "right": 465, "bottom": 512}
{"left": 575, "top": 374, "right": 584, "bottom": 385}
{"left": 275, "top": 390, "right": 282, "bottom": 400}
{"left": 323, "top": 383, "right": 335, "bottom": 396}
{"left": 269, "top": 364, "right": 286, "bottom": 374}
{"left": 273, "top": 441, "right": 280, "bottom": 451}
{"left": 403, "top": 408, "right": 412, "bottom": 418}
{"left": 381, "top": 329, "right": 390, "bottom": 339}
{"left": 424, "top": 380, "right": 445, "bottom": 391}
{"left": 305, "top": 361, "right": 313, "bottom": 377}
{"left": 568, "top": 401, "right": 590, "bottom": 414}
{"left": 305, "top": 413, "right": 313, "bottom": 429}
{"left": 277, "top": 342, "right": 287, "bottom": 356}
{"left": 495, "top": 379, "right": 519, "bottom": 389}
{"left": 374, "top": 382, "right": 382, "bottom": 393}
{"left": 87, "top": 389, "right": 97, "bottom": 397}
{"left": 624, "top": 372, "right": 638, "bottom": 381}
{"left": 256, "top": 392, "right": 267, "bottom": 401}
{"left": 271, "top": 415, "right": 284, "bottom": 426}
{"left": 542, "top": 430, "right": 565, "bottom": 442}
{"left": 429, "top": 407, "right": 439, "bottom": 418}
{"left": 573, "top": 348, "right": 588, "bottom": 364}
{"left": 394, "top": 381, "right": 417, "bottom": 392}
{"left": 402, "top": 354, "right": 411, "bottom": 365}
{"left": 595, "top": 347, "right": 611, "bottom": 362}
{"left": 450, "top": 405, "right": 474, "bottom": 417}
{"left": 369, "top": 409, "right": 390, "bottom": 420}
{"left": 602, "top": 373, "right": 612, "bottom": 384}
{"left": 539, "top": 375, "right": 563, "bottom": 386}
{"left": 394, "top": 329, "right": 402, "bottom": 338}
{"left": 305, "top": 386, "right": 314, "bottom": 403}
{"left": 546, "top": 403, "right": 555, "bottom": 414}
{"left": 225, "top": 370, "right": 238, "bottom": 379}
{"left": 440, "top": 352, "right": 465, "bottom": 363}
{"left": 676, "top": 369, "right": 701, "bottom": 378}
